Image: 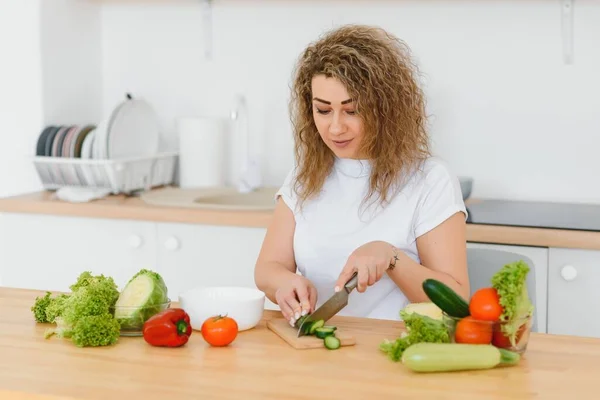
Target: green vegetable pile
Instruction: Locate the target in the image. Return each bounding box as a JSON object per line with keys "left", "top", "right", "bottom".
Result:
{"left": 379, "top": 308, "right": 450, "bottom": 361}
{"left": 30, "top": 268, "right": 170, "bottom": 348}
{"left": 31, "top": 271, "right": 121, "bottom": 347}
{"left": 491, "top": 260, "right": 534, "bottom": 347}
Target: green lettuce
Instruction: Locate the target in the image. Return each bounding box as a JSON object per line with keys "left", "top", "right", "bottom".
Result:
{"left": 379, "top": 309, "right": 450, "bottom": 361}
{"left": 491, "top": 260, "right": 534, "bottom": 347}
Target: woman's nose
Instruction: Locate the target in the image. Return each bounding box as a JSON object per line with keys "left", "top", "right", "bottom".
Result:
{"left": 329, "top": 113, "right": 345, "bottom": 135}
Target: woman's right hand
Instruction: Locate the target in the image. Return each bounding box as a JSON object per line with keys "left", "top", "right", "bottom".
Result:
{"left": 275, "top": 275, "right": 318, "bottom": 327}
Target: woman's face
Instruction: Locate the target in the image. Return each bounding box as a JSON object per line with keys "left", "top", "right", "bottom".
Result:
{"left": 311, "top": 75, "right": 364, "bottom": 159}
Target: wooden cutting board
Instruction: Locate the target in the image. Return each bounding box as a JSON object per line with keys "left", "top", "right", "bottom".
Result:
{"left": 267, "top": 318, "right": 356, "bottom": 349}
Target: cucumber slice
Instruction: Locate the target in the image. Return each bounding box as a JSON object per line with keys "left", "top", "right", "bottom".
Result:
{"left": 315, "top": 327, "right": 336, "bottom": 339}
{"left": 309, "top": 319, "right": 324, "bottom": 334}
{"left": 324, "top": 335, "right": 341, "bottom": 350}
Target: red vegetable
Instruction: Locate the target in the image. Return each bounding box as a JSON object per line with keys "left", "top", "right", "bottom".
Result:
{"left": 142, "top": 308, "right": 192, "bottom": 347}
{"left": 469, "top": 287, "right": 503, "bottom": 322}
{"left": 201, "top": 315, "right": 238, "bottom": 347}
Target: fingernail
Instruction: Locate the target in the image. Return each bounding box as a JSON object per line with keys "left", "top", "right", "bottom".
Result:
{"left": 334, "top": 286, "right": 340, "bottom": 292}
{"left": 301, "top": 309, "right": 308, "bottom": 316}
{"left": 294, "top": 312, "right": 300, "bottom": 320}
{"left": 289, "top": 318, "right": 295, "bottom": 327}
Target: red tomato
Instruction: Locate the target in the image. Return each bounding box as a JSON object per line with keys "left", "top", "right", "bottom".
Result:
{"left": 492, "top": 324, "right": 527, "bottom": 349}
{"left": 455, "top": 316, "right": 493, "bottom": 344}
{"left": 201, "top": 315, "right": 238, "bottom": 347}
{"left": 469, "top": 288, "right": 503, "bottom": 321}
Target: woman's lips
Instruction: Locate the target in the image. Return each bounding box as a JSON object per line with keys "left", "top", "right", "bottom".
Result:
{"left": 332, "top": 138, "right": 353, "bottom": 148}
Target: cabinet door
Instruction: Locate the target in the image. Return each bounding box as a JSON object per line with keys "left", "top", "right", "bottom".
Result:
{"left": 547, "top": 248, "right": 600, "bottom": 338}
{"left": 0, "top": 213, "right": 157, "bottom": 292}
{"left": 467, "top": 242, "right": 549, "bottom": 333}
{"left": 156, "top": 222, "right": 278, "bottom": 310}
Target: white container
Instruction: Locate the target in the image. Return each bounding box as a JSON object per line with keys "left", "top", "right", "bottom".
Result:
{"left": 178, "top": 286, "right": 265, "bottom": 331}
{"left": 177, "top": 117, "right": 227, "bottom": 189}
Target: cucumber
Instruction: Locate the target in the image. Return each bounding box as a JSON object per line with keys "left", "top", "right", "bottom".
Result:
{"left": 401, "top": 343, "right": 521, "bottom": 373}
{"left": 324, "top": 335, "right": 341, "bottom": 350}
{"left": 315, "top": 327, "right": 336, "bottom": 338}
{"left": 309, "top": 319, "right": 324, "bottom": 334}
{"left": 422, "top": 279, "right": 470, "bottom": 318}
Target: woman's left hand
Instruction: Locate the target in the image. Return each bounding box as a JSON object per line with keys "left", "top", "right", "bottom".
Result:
{"left": 334, "top": 241, "right": 397, "bottom": 293}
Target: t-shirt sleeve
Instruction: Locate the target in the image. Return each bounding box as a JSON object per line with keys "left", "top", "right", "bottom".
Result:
{"left": 413, "top": 160, "right": 468, "bottom": 239}
{"left": 274, "top": 167, "right": 299, "bottom": 214}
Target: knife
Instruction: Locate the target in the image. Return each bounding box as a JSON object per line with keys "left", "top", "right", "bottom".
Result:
{"left": 296, "top": 271, "right": 358, "bottom": 337}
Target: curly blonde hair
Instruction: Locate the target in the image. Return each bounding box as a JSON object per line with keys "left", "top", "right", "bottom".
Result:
{"left": 289, "top": 24, "right": 431, "bottom": 209}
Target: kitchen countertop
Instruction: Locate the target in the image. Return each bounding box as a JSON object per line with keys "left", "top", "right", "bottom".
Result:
{"left": 2, "top": 286, "right": 600, "bottom": 399}
{"left": 0, "top": 189, "right": 600, "bottom": 250}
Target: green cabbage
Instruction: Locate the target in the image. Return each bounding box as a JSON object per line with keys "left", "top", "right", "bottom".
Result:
{"left": 113, "top": 269, "right": 169, "bottom": 330}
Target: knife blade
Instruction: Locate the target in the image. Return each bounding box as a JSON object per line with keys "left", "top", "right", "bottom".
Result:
{"left": 296, "top": 271, "right": 358, "bottom": 337}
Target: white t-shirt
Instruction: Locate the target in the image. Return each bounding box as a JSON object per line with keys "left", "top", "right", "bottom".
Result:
{"left": 275, "top": 156, "right": 467, "bottom": 321}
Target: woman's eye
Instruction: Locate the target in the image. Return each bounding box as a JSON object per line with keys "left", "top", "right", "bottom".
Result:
{"left": 316, "top": 108, "right": 330, "bottom": 115}
{"left": 346, "top": 110, "right": 356, "bottom": 115}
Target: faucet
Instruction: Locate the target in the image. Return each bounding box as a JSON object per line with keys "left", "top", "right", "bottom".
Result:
{"left": 230, "top": 94, "right": 262, "bottom": 193}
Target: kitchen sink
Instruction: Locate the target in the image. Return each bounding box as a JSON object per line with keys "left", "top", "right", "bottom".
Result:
{"left": 141, "top": 186, "right": 279, "bottom": 211}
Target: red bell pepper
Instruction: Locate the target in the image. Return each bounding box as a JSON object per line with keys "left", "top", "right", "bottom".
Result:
{"left": 142, "top": 308, "right": 192, "bottom": 347}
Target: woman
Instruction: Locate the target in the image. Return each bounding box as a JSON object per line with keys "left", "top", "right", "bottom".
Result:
{"left": 254, "top": 24, "right": 469, "bottom": 327}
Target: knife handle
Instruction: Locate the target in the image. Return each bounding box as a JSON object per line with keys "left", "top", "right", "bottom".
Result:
{"left": 344, "top": 271, "right": 359, "bottom": 293}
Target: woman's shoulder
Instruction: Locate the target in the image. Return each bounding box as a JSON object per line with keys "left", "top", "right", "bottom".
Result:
{"left": 406, "top": 156, "right": 460, "bottom": 190}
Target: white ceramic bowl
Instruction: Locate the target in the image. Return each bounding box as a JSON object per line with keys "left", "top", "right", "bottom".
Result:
{"left": 178, "top": 286, "right": 265, "bottom": 331}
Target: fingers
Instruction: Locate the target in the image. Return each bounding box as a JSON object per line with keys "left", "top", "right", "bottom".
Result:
{"left": 275, "top": 289, "right": 294, "bottom": 322}
{"left": 368, "top": 264, "right": 378, "bottom": 286}
{"left": 308, "top": 285, "right": 318, "bottom": 312}
{"left": 335, "top": 263, "right": 357, "bottom": 292}
{"left": 294, "top": 284, "right": 311, "bottom": 317}
{"left": 356, "top": 266, "right": 369, "bottom": 293}
{"left": 285, "top": 293, "right": 303, "bottom": 327}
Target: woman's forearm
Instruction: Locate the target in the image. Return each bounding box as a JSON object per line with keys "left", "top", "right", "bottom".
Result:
{"left": 254, "top": 261, "right": 297, "bottom": 304}
{"left": 387, "top": 250, "right": 470, "bottom": 303}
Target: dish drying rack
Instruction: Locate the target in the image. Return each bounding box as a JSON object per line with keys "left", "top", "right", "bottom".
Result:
{"left": 32, "top": 152, "right": 178, "bottom": 195}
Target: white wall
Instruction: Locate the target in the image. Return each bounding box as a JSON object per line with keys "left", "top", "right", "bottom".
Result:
{"left": 0, "top": 1, "right": 44, "bottom": 198}
{"left": 2, "top": 0, "right": 599, "bottom": 204}
{"left": 100, "top": 0, "right": 600, "bottom": 204}
{"left": 41, "top": 0, "right": 103, "bottom": 127}
{"left": 0, "top": 0, "right": 102, "bottom": 198}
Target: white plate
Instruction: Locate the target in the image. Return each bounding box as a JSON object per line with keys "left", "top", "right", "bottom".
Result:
{"left": 93, "top": 118, "right": 110, "bottom": 160}
{"left": 107, "top": 98, "right": 160, "bottom": 159}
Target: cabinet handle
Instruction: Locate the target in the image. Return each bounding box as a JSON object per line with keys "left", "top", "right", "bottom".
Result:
{"left": 164, "top": 237, "right": 180, "bottom": 251}
{"left": 129, "top": 234, "right": 143, "bottom": 249}
{"left": 561, "top": 264, "right": 577, "bottom": 281}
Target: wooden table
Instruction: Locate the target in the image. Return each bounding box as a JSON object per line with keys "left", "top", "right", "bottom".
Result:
{"left": 1, "top": 287, "right": 598, "bottom": 399}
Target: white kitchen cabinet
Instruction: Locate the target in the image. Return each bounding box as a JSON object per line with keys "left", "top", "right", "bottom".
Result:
{"left": 467, "top": 242, "right": 549, "bottom": 333}
{"left": 0, "top": 213, "right": 157, "bottom": 292}
{"left": 156, "top": 222, "right": 278, "bottom": 309}
{"left": 547, "top": 248, "right": 600, "bottom": 338}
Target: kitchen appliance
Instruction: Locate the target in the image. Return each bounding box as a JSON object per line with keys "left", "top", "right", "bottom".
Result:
{"left": 296, "top": 272, "right": 358, "bottom": 337}
{"left": 466, "top": 199, "right": 600, "bottom": 232}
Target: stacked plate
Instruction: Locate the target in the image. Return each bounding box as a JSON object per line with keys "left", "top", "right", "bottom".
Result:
{"left": 35, "top": 95, "right": 160, "bottom": 161}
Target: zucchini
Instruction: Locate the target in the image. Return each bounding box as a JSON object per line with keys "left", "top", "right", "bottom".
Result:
{"left": 422, "top": 279, "right": 470, "bottom": 318}
{"left": 401, "top": 343, "right": 520, "bottom": 373}
{"left": 324, "top": 335, "right": 341, "bottom": 350}
{"left": 315, "top": 327, "right": 336, "bottom": 338}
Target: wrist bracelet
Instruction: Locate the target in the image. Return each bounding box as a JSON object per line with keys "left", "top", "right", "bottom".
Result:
{"left": 389, "top": 246, "right": 399, "bottom": 270}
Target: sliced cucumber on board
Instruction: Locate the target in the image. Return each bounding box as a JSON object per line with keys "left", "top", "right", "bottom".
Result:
{"left": 300, "top": 318, "right": 342, "bottom": 350}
